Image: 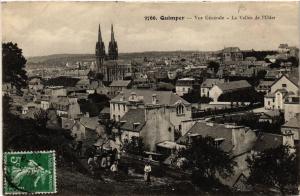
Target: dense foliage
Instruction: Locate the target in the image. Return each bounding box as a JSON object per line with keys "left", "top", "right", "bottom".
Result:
{"left": 2, "top": 42, "right": 28, "bottom": 93}
{"left": 247, "top": 145, "right": 297, "bottom": 194}
{"left": 79, "top": 93, "right": 110, "bottom": 117}
{"left": 218, "top": 88, "right": 264, "bottom": 103}
{"left": 123, "top": 136, "right": 145, "bottom": 156}
{"left": 213, "top": 112, "right": 284, "bottom": 133}
{"left": 178, "top": 136, "right": 236, "bottom": 190}
{"left": 3, "top": 96, "right": 73, "bottom": 152}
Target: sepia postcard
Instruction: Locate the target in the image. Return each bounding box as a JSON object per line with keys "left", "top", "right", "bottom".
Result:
{"left": 1, "top": 1, "right": 300, "bottom": 195}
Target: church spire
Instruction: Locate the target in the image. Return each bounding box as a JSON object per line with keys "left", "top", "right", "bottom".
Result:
{"left": 111, "top": 24, "right": 115, "bottom": 42}
{"left": 98, "top": 24, "right": 103, "bottom": 42}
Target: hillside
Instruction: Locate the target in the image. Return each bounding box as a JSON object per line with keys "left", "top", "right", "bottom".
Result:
{"left": 26, "top": 51, "right": 199, "bottom": 64}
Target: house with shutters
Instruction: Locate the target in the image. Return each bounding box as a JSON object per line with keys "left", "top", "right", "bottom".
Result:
{"left": 110, "top": 89, "right": 192, "bottom": 151}
{"left": 264, "top": 74, "right": 299, "bottom": 111}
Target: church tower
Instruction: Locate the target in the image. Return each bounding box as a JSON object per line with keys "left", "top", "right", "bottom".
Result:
{"left": 108, "top": 24, "right": 118, "bottom": 60}
{"left": 95, "top": 24, "right": 105, "bottom": 72}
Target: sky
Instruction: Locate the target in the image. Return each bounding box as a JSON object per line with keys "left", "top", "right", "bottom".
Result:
{"left": 2, "top": 2, "right": 300, "bottom": 57}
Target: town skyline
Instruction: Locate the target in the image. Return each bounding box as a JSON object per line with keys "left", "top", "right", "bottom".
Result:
{"left": 2, "top": 2, "right": 299, "bottom": 57}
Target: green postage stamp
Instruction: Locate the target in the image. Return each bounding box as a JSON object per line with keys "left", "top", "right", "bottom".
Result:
{"left": 4, "top": 151, "right": 57, "bottom": 194}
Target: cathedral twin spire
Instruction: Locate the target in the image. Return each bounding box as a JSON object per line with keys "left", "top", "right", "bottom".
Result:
{"left": 96, "top": 24, "right": 118, "bottom": 63}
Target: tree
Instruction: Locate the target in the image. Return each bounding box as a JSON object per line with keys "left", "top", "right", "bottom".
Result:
{"left": 99, "top": 119, "right": 117, "bottom": 136}
{"left": 247, "top": 145, "right": 297, "bottom": 194}
{"left": 123, "top": 136, "right": 145, "bottom": 156}
{"left": 208, "top": 61, "right": 220, "bottom": 74}
{"left": 178, "top": 136, "right": 236, "bottom": 190}
{"left": 2, "top": 42, "right": 28, "bottom": 93}
{"left": 256, "top": 70, "right": 267, "bottom": 80}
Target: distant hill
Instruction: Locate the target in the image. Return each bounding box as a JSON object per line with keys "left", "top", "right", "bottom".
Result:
{"left": 26, "top": 51, "right": 199, "bottom": 64}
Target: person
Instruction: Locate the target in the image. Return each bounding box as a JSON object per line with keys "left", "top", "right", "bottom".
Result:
{"left": 100, "top": 155, "right": 107, "bottom": 168}
{"left": 144, "top": 162, "right": 151, "bottom": 184}
{"left": 88, "top": 156, "right": 93, "bottom": 169}
{"left": 110, "top": 161, "right": 118, "bottom": 173}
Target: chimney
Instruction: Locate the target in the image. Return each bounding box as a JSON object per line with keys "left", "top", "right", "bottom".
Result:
{"left": 120, "top": 91, "right": 125, "bottom": 101}
{"left": 282, "top": 131, "right": 295, "bottom": 149}
{"left": 130, "top": 92, "right": 137, "bottom": 101}
{"left": 152, "top": 94, "right": 158, "bottom": 105}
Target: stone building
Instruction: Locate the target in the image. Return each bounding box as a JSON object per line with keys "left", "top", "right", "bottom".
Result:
{"left": 175, "top": 78, "right": 195, "bottom": 96}
{"left": 264, "top": 74, "right": 299, "bottom": 110}
{"left": 221, "top": 47, "right": 243, "bottom": 62}
{"left": 110, "top": 89, "right": 191, "bottom": 125}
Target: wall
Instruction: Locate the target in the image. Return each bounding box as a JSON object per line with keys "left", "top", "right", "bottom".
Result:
{"left": 264, "top": 97, "right": 275, "bottom": 110}
{"left": 110, "top": 102, "right": 129, "bottom": 121}
{"left": 200, "top": 87, "right": 210, "bottom": 97}
{"left": 284, "top": 103, "right": 300, "bottom": 122}
{"left": 140, "top": 107, "right": 175, "bottom": 151}
{"left": 176, "top": 85, "right": 192, "bottom": 96}
{"left": 274, "top": 92, "right": 284, "bottom": 110}
{"left": 169, "top": 104, "right": 192, "bottom": 131}
{"left": 51, "top": 88, "right": 67, "bottom": 97}
{"left": 271, "top": 76, "right": 298, "bottom": 94}
{"left": 231, "top": 126, "right": 257, "bottom": 156}
{"left": 209, "top": 86, "right": 223, "bottom": 102}
{"left": 180, "top": 119, "right": 202, "bottom": 136}
{"left": 68, "top": 102, "right": 81, "bottom": 118}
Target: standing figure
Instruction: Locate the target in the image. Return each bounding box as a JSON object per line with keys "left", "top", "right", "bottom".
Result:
{"left": 144, "top": 162, "right": 152, "bottom": 184}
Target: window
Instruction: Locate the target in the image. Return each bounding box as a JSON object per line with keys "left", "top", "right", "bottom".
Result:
{"left": 282, "top": 84, "right": 287, "bottom": 88}
{"left": 113, "top": 104, "right": 115, "bottom": 111}
{"left": 113, "top": 115, "right": 116, "bottom": 121}
{"left": 123, "top": 104, "right": 125, "bottom": 112}
{"left": 176, "top": 104, "right": 184, "bottom": 115}
{"left": 118, "top": 104, "right": 120, "bottom": 111}
{"left": 268, "top": 101, "right": 271, "bottom": 105}
{"left": 179, "top": 125, "right": 182, "bottom": 130}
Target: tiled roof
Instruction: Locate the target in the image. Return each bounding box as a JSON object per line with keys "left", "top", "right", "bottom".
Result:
{"left": 100, "top": 107, "right": 110, "bottom": 114}
{"left": 120, "top": 108, "right": 145, "bottom": 132}
{"left": 282, "top": 115, "right": 300, "bottom": 128}
{"left": 223, "top": 47, "right": 241, "bottom": 53}
{"left": 177, "top": 122, "right": 234, "bottom": 153}
{"left": 79, "top": 116, "right": 99, "bottom": 130}
{"left": 216, "top": 80, "right": 252, "bottom": 93}
{"left": 252, "top": 132, "right": 283, "bottom": 152}
{"left": 258, "top": 80, "right": 274, "bottom": 87}
{"left": 109, "top": 80, "right": 131, "bottom": 87}
{"left": 111, "top": 89, "right": 190, "bottom": 105}
{"left": 201, "top": 78, "right": 225, "bottom": 88}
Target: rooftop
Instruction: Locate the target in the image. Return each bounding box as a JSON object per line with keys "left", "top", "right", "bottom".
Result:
{"left": 111, "top": 89, "right": 190, "bottom": 106}
{"left": 253, "top": 132, "right": 283, "bottom": 152}
{"left": 177, "top": 122, "right": 234, "bottom": 153}
{"left": 216, "top": 80, "right": 252, "bottom": 93}
{"left": 119, "top": 108, "right": 145, "bottom": 132}
{"left": 109, "top": 80, "right": 131, "bottom": 87}
{"left": 282, "top": 115, "right": 300, "bottom": 129}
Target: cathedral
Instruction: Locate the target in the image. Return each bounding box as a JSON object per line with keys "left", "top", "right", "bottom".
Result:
{"left": 95, "top": 24, "right": 118, "bottom": 72}
{"left": 95, "top": 24, "right": 132, "bottom": 82}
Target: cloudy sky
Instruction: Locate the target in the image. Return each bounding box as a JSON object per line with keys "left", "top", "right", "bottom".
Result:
{"left": 2, "top": 2, "right": 299, "bottom": 57}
